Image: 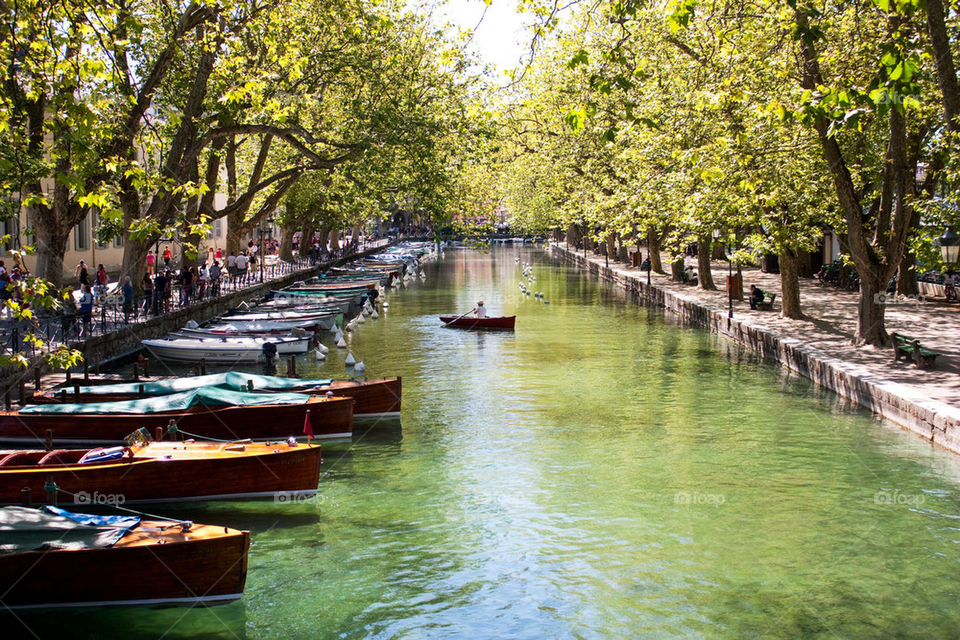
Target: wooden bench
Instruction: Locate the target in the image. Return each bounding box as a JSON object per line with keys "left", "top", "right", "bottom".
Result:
{"left": 892, "top": 332, "right": 942, "bottom": 369}
{"left": 756, "top": 292, "right": 776, "bottom": 311}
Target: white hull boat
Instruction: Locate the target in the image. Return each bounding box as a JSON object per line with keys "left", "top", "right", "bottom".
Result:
{"left": 142, "top": 335, "right": 311, "bottom": 362}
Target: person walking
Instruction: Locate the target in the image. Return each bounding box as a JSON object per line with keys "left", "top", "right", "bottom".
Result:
{"left": 141, "top": 273, "right": 154, "bottom": 315}
{"left": 146, "top": 250, "right": 156, "bottom": 276}
{"left": 197, "top": 264, "right": 208, "bottom": 299}
{"left": 121, "top": 275, "right": 134, "bottom": 323}
{"left": 162, "top": 245, "right": 172, "bottom": 267}
{"left": 78, "top": 285, "right": 94, "bottom": 336}
{"left": 235, "top": 252, "right": 249, "bottom": 285}
{"left": 209, "top": 260, "right": 221, "bottom": 297}
{"left": 75, "top": 260, "right": 89, "bottom": 287}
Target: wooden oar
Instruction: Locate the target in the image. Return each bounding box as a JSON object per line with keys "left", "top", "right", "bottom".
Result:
{"left": 443, "top": 309, "right": 476, "bottom": 326}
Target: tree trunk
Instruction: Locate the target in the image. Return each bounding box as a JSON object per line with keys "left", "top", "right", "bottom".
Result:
{"left": 897, "top": 251, "right": 919, "bottom": 296}
{"left": 120, "top": 235, "right": 154, "bottom": 294}
{"left": 670, "top": 256, "right": 685, "bottom": 282}
{"left": 278, "top": 223, "right": 295, "bottom": 262}
{"left": 28, "top": 213, "right": 69, "bottom": 289}
{"left": 226, "top": 217, "right": 244, "bottom": 256}
{"left": 779, "top": 249, "right": 803, "bottom": 319}
{"left": 329, "top": 229, "right": 340, "bottom": 251}
{"left": 298, "top": 222, "right": 315, "bottom": 258}
{"left": 926, "top": 0, "right": 960, "bottom": 134}
{"left": 858, "top": 271, "right": 888, "bottom": 345}
{"left": 605, "top": 232, "right": 617, "bottom": 261}
{"left": 647, "top": 226, "right": 664, "bottom": 273}
{"left": 566, "top": 223, "right": 582, "bottom": 249}
{"left": 697, "top": 235, "right": 716, "bottom": 290}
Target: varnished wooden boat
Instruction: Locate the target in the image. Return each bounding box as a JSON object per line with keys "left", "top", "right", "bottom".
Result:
{"left": 0, "top": 506, "right": 249, "bottom": 609}
{"left": 439, "top": 315, "right": 516, "bottom": 330}
{"left": 0, "top": 393, "right": 353, "bottom": 446}
{"left": 0, "top": 439, "right": 323, "bottom": 505}
{"left": 33, "top": 376, "right": 401, "bottom": 419}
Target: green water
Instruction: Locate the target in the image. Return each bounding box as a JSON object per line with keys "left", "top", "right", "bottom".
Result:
{"left": 11, "top": 247, "right": 960, "bottom": 639}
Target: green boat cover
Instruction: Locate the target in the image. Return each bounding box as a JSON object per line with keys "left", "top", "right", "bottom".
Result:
{"left": 21, "top": 386, "right": 313, "bottom": 415}
{"left": 62, "top": 372, "right": 334, "bottom": 397}
{"left": 0, "top": 506, "right": 140, "bottom": 553}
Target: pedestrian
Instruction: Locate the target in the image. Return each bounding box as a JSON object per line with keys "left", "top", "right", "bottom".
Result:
{"left": 209, "top": 260, "right": 221, "bottom": 297}
{"left": 226, "top": 253, "right": 237, "bottom": 286}
{"left": 215, "top": 246, "right": 223, "bottom": 261}
{"left": 162, "top": 245, "right": 172, "bottom": 267}
{"left": 61, "top": 288, "right": 78, "bottom": 339}
{"left": 141, "top": 273, "right": 154, "bottom": 314}
{"left": 75, "top": 260, "right": 89, "bottom": 286}
{"left": 0, "top": 271, "right": 11, "bottom": 319}
{"left": 198, "top": 263, "right": 208, "bottom": 299}
{"left": 146, "top": 250, "right": 156, "bottom": 275}
{"left": 78, "top": 285, "right": 94, "bottom": 336}
{"left": 121, "top": 275, "right": 134, "bottom": 323}
{"left": 95, "top": 263, "right": 109, "bottom": 301}
{"left": 235, "top": 252, "right": 248, "bottom": 284}
{"left": 181, "top": 266, "right": 194, "bottom": 306}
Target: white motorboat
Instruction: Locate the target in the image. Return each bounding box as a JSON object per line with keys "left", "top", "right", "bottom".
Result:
{"left": 142, "top": 334, "right": 311, "bottom": 363}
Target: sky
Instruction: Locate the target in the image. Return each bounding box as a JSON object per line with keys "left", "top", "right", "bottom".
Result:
{"left": 436, "top": 0, "right": 532, "bottom": 73}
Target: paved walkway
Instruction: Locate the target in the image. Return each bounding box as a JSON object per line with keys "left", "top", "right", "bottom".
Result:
{"left": 559, "top": 243, "right": 959, "bottom": 412}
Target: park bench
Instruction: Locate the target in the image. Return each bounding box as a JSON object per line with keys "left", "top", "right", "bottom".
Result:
{"left": 892, "top": 332, "right": 942, "bottom": 369}
{"left": 756, "top": 292, "right": 776, "bottom": 311}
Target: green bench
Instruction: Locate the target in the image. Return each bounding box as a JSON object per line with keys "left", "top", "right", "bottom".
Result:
{"left": 892, "top": 332, "right": 942, "bottom": 369}
{"left": 755, "top": 292, "right": 776, "bottom": 311}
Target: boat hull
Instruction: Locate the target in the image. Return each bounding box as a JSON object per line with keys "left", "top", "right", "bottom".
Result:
{"left": 34, "top": 378, "right": 401, "bottom": 418}
{"left": 142, "top": 335, "right": 311, "bottom": 362}
{"left": 439, "top": 315, "right": 516, "bottom": 330}
{"left": 0, "top": 441, "right": 323, "bottom": 505}
{"left": 0, "top": 523, "right": 250, "bottom": 609}
{"left": 0, "top": 395, "right": 354, "bottom": 446}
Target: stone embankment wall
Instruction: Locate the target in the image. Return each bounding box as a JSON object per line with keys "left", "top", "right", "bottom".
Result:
{"left": 551, "top": 244, "right": 960, "bottom": 455}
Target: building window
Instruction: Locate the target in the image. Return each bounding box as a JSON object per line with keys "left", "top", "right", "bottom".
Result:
{"left": 0, "top": 217, "right": 19, "bottom": 255}
{"left": 74, "top": 214, "right": 90, "bottom": 251}
{"left": 214, "top": 218, "right": 223, "bottom": 238}
{"left": 114, "top": 234, "right": 123, "bottom": 248}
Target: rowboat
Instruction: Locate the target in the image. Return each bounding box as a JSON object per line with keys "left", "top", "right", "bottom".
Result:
{"left": 142, "top": 334, "right": 311, "bottom": 362}
{"left": 35, "top": 373, "right": 402, "bottom": 419}
{"left": 0, "top": 438, "right": 323, "bottom": 504}
{"left": 220, "top": 310, "right": 340, "bottom": 325}
{"left": 439, "top": 315, "right": 516, "bottom": 330}
{"left": 0, "top": 506, "right": 249, "bottom": 609}
{"left": 0, "top": 389, "right": 354, "bottom": 446}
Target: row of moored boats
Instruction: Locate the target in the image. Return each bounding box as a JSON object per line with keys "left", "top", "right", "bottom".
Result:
{"left": 0, "top": 242, "right": 437, "bottom": 610}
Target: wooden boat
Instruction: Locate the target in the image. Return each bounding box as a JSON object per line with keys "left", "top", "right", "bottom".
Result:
{"left": 439, "top": 315, "right": 516, "bottom": 330}
{"left": 0, "top": 389, "right": 354, "bottom": 446}
{"left": 0, "top": 438, "right": 323, "bottom": 504}
{"left": 35, "top": 374, "right": 402, "bottom": 419}
{"left": 142, "top": 334, "right": 311, "bottom": 362}
{"left": 220, "top": 309, "right": 340, "bottom": 325}
{"left": 0, "top": 506, "right": 249, "bottom": 609}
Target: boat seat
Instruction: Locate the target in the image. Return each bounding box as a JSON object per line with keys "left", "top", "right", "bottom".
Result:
{"left": 38, "top": 449, "right": 85, "bottom": 465}
{"left": 0, "top": 451, "right": 42, "bottom": 467}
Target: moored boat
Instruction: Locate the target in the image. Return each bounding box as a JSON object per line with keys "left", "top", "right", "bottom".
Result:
{"left": 142, "top": 334, "right": 311, "bottom": 362}
{"left": 0, "top": 388, "right": 354, "bottom": 446}
{"left": 439, "top": 315, "right": 516, "bottom": 330}
{"left": 0, "top": 437, "right": 323, "bottom": 504}
{"left": 34, "top": 373, "right": 402, "bottom": 419}
{"left": 0, "top": 506, "right": 250, "bottom": 609}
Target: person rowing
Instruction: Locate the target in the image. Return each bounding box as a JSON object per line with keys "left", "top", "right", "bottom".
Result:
{"left": 474, "top": 301, "right": 487, "bottom": 318}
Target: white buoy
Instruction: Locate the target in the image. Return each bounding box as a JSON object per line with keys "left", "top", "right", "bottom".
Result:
{"left": 544, "top": 300, "right": 550, "bottom": 305}
{"left": 336, "top": 336, "right": 347, "bottom": 348}
{"left": 314, "top": 347, "right": 326, "bottom": 360}
{"left": 329, "top": 326, "right": 339, "bottom": 335}
{"left": 371, "top": 309, "right": 379, "bottom": 319}
{"left": 345, "top": 351, "right": 356, "bottom": 366}
{"left": 383, "top": 302, "right": 389, "bottom": 308}
{"left": 316, "top": 343, "right": 329, "bottom": 354}
{"left": 357, "top": 314, "right": 367, "bottom": 324}
{"left": 354, "top": 361, "right": 366, "bottom": 375}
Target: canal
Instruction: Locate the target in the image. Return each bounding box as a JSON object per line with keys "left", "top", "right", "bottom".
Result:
{"left": 17, "top": 246, "right": 960, "bottom": 639}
